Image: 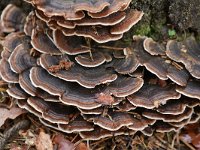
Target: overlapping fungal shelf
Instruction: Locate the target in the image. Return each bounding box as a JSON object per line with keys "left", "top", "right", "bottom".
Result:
{"left": 0, "top": 1, "right": 200, "bottom": 140}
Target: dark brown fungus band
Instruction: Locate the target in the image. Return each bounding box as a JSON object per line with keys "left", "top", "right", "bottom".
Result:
{"left": 190, "top": 107, "right": 200, "bottom": 123}
{"left": 60, "top": 90, "right": 102, "bottom": 110}
{"left": 0, "top": 4, "right": 25, "bottom": 32}
{"left": 74, "top": 11, "right": 126, "bottom": 26}
{"left": 39, "top": 54, "right": 117, "bottom": 88}
{"left": 143, "top": 38, "right": 166, "bottom": 56}
{"left": 19, "top": 68, "right": 60, "bottom": 100}
{"left": 79, "top": 127, "right": 114, "bottom": 140}
{"left": 78, "top": 107, "right": 104, "bottom": 115}
{"left": 7, "top": 84, "right": 29, "bottom": 100}
{"left": 168, "top": 118, "right": 191, "bottom": 128}
{"left": 182, "top": 98, "right": 200, "bottom": 108}
{"left": 176, "top": 80, "right": 200, "bottom": 100}
{"left": 106, "top": 76, "right": 143, "bottom": 97}
{"left": 127, "top": 117, "right": 156, "bottom": 131}
{"left": 17, "top": 99, "right": 42, "bottom": 118}
{"left": 62, "top": 26, "right": 123, "bottom": 43}
{"left": 1, "top": 50, "right": 11, "bottom": 60}
{"left": 89, "top": 112, "right": 137, "bottom": 131}
{"left": 55, "top": 19, "right": 76, "bottom": 29}
{"left": 19, "top": 69, "right": 37, "bottom": 96}
{"left": 75, "top": 51, "right": 107, "bottom": 67}
{"left": 27, "top": 97, "right": 78, "bottom": 124}
{"left": 166, "top": 36, "right": 200, "bottom": 79}
{"left": 127, "top": 84, "right": 181, "bottom": 109}
{"left": 53, "top": 29, "right": 90, "bottom": 55}
{"left": 30, "top": 67, "right": 68, "bottom": 96}
{"left": 58, "top": 116, "right": 94, "bottom": 133}
{"left": 24, "top": 12, "right": 35, "bottom": 36}
{"left": 88, "top": 0, "right": 132, "bottom": 18}
{"left": 141, "top": 127, "right": 154, "bottom": 136}
{"left": 116, "top": 100, "right": 136, "bottom": 112}
{"left": 154, "top": 121, "right": 179, "bottom": 132}
{"left": 0, "top": 59, "right": 18, "bottom": 83}
{"left": 0, "top": 21, "right": 6, "bottom": 38}
{"left": 80, "top": 126, "right": 136, "bottom": 141}
{"left": 190, "top": 114, "right": 200, "bottom": 124}
{"left": 39, "top": 118, "right": 60, "bottom": 131}
{"left": 2, "top": 32, "right": 27, "bottom": 52}
{"left": 156, "top": 99, "right": 187, "bottom": 115}
{"left": 8, "top": 44, "right": 37, "bottom": 74}
{"left": 110, "top": 10, "right": 144, "bottom": 35}
{"left": 35, "top": 10, "right": 50, "bottom": 23}
{"left": 142, "top": 107, "right": 193, "bottom": 122}
{"left": 112, "top": 48, "right": 139, "bottom": 74}
{"left": 31, "top": 29, "right": 62, "bottom": 55}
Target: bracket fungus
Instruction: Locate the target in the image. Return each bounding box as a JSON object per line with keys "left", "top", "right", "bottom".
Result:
{"left": 26, "top": 0, "right": 144, "bottom": 43}
{"left": 0, "top": 4, "right": 25, "bottom": 32}
{"left": 0, "top": 1, "right": 200, "bottom": 141}
{"left": 166, "top": 36, "right": 200, "bottom": 79}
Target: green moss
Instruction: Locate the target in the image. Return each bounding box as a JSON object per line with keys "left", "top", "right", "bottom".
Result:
{"left": 195, "top": 34, "right": 200, "bottom": 42}
{"left": 168, "top": 29, "right": 176, "bottom": 38}
{"left": 134, "top": 24, "right": 151, "bottom": 36}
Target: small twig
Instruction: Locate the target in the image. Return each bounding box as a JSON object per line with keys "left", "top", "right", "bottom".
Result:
{"left": 155, "top": 134, "right": 175, "bottom": 150}
{"left": 87, "top": 140, "right": 91, "bottom": 150}
{"left": 0, "top": 120, "right": 30, "bottom": 150}
{"left": 137, "top": 136, "right": 148, "bottom": 150}
{"left": 90, "top": 137, "right": 109, "bottom": 146}
{"left": 171, "top": 130, "right": 180, "bottom": 149}
{"left": 180, "top": 138, "right": 196, "bottom": 150}
{"left": 171, "top": 133, "right": 177, "bottom": 149}
{"left": 97, "top": 45, "right": 124, "bottom": 51}
{"left": 71, "top": 133, "right": 79, "bottom": 143}
{"left": 155, "top": 142, "right": 168, "bottom": 150}
{"left": 85, "top": 38, "right": 94, "bottom": 61}
{"left": 176, "top": 131, "right": 180, "bottom": 149}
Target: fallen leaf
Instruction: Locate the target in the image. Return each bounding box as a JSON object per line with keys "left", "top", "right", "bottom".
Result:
{"left": 35, "top": 130, "right": 53, "bottom": 150}
{"left": 10, "top": 146, "right": 28, "bottom": 150}
{"left": 180, "top": 123, "right": 200, "bottom": 149}
{"left": 0, "top": 105, "right": 26, "bottom": 127}
{"left": 180, "top": 134, "right": 192, "bottom": 143}
{"left": 75, "top": 142, "right": 88, "bottom": 150}
{"left": 10, "top": 143, "right": 28, "bottom": 150}
{"left": 19, "top": 129, "right": 36, "bottom": 146}
{"left": 192, "top": 134, "right": 200, "bottom": 149}
{"left": 53, "top": 134, "right": 75, "bottom": 150}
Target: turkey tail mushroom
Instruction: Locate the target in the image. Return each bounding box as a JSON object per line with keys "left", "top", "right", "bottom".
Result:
{"left": 0, "top": 1, "right": 199, "bottom": 141}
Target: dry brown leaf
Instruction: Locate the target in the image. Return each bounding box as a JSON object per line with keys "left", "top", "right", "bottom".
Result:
{"left": 192, "top": 134, "right": 200, "bottom": 149}
{"left": 75, "top": 142, "right": 88, "bottom": 150}
{"left": 0, "top": 105, "right": 26, "bottom": 127}
{"left": 10, "top": 146, "right": 28, "bottom": 150}
{"left": 10, "top": 143, "right": 28, "bottom": 150}
{"left": 53, "top": 134, "right": 75, "bottom": 150}
{"left": 180, "top": 123, "right": 200, "bottom": 149}
{"left": 35, "top": 130, "right": 53, "bottom": 150}
{"left": 19, "top": 129, "right": 36, "bottom": 147}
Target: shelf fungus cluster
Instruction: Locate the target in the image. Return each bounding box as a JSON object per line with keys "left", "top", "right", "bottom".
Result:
{"left": 25, "top": 0, "right": 144, "bottom": 43}
{"left": 0, "top": 1, "right": 200, "bottom": 140}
